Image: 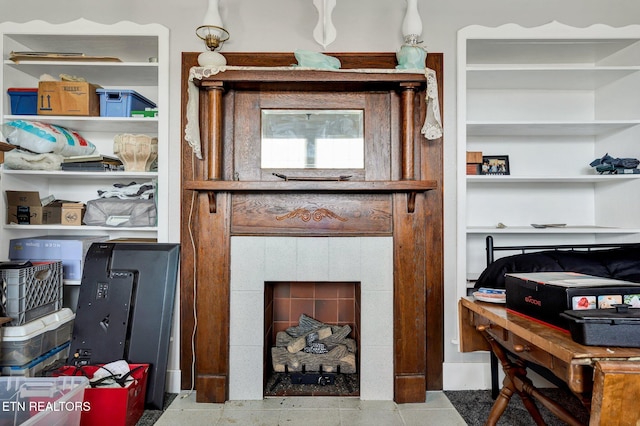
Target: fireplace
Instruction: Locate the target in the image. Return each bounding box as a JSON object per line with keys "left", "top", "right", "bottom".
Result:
{"left": 229, "top": 237, "right": 392, "bottom": 400}
{"left": 180, "top": 52, "right": 444, "bottom": 404}
{"left": 264, "top": 280, "right": 360, "bottom": 396}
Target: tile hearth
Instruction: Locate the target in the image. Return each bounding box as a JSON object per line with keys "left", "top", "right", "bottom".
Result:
{"left": 155, "top": 391, "right": 466, "bottom": 425}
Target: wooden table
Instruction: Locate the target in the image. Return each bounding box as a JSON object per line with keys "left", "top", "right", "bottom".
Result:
{"left": 459, "top": 297, "right": 640, "bottom": 426}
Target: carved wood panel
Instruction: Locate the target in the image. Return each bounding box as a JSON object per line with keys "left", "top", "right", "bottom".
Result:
{"left": 231, "top": 193, "right": 393, "bottom": 235}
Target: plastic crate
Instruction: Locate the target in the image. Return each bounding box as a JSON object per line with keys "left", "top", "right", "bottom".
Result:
{"left": 2, "top": 342, "right": 70, "bottom": 377}
{"left": 0, "top": 261, "right": 63, "bottom": 326}
{"left": 7, "top": 88, "right": 38, "bottom": 115}
{"left": 0, "top": 375, "right": 88, "bottom": 426}
{"left": 0, "top": 308, "right": 74, "bottom": 366}
{"left": 96, "top": 89, "right": 156, "bottom": 117}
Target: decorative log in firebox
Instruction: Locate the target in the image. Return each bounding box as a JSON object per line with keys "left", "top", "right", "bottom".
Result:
{"left": 272, "top": 314, "right": 357, "bottom": 374}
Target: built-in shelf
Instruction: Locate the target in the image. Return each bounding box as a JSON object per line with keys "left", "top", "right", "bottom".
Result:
{"left": 3, "top": 224, "right": 158, "bottom": 232}
{"left": 467, "top": 226, "right": 640, "bottom": 234}
{"left": 3, "top": 115, "right": 159, "bottom": 133}
{"left": 457, "top": 22, "right": 640, "bottom": 301}
{"left": 467, "top": 67, "right": 640, "bottom": 90}
{"left": 4, "top": 61, "right": 159, "bottom": 86}
{"left": 0, "top": 19, "right": 169, "bottom": 253}
{"left": 466, "top": 174, "right": 640, "bottom": 183}
{"left": 467, "top": 121, "right": 640, "bottom": 136}
{"left": 2, "top": 169, "right": 157, "bottom": 179}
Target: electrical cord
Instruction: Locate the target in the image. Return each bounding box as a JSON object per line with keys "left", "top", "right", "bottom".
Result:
{"left": 183, "top": 151, "right": 198, "bottom": 399}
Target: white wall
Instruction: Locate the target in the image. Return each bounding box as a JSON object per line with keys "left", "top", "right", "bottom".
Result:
{"left": 3, "top": 0, "right": 640, "bottom": 391}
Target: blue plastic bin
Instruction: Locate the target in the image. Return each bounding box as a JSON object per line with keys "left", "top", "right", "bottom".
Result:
{"left": 7, "top": 88, "right": 38, "bottom": 115}
{"left": 97, "top": 89, "right": 157, "bottom": 117}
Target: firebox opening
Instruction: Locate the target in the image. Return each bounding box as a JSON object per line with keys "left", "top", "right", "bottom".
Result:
{"left": 264, "top": 281, "right": 361, "bottom": 397}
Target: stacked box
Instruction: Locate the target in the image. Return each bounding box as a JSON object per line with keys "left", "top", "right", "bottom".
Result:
{"left": 0, "top": 261, "right": 63, "bottom": 325}
{"left": 466, "top": 151, "right": 482, "bottom": 175}
{"left": 9, "top": 235, "right": 109, "bottom": 281}
{"left": 0, "top": 308, "right": 74, "bottom": 366}
{"left": 5, "top": 191, "right": 61, "bottom": 225}
{"left": 505, "top": 272, "right": 640, "bottom": 331}
{"left": 37, "top": 81, "right": 100, "bottom": 116}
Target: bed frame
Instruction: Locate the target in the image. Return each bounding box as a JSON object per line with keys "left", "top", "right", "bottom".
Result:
{"left": 485, "top": 235, "right": 640, "bottom": 266}
{"left": 484, "top": 235, "right": 640, "bottom": 398}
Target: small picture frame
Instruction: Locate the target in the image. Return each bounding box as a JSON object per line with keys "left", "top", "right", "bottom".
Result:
{"left": 481, "top": 155, "right": 510, "bottom": 175}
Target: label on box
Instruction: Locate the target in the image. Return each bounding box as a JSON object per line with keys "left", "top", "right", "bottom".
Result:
{"left": 572, "top": 295, "right": 596, "bottom": 309}
{"left": 16, "top": 206, "right": 30, "bottom": 224}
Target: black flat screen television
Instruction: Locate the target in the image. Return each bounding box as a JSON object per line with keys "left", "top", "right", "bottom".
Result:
{"left": 69, "top": 242, "right": 180, "bottom": 410}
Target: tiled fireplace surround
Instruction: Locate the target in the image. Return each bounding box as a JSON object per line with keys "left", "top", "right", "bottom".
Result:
{"left": 229, "top": 236, "right": 393, "bottom": 400}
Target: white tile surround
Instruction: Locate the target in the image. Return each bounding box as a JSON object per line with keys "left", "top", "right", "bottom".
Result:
{"left": 229, "top": 236, "right": 394, "bottom": 401}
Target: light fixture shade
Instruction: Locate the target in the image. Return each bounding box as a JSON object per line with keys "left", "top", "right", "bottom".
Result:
{"left": 196, "top": 0, "right": 229, "bottom": 66}
{"left": 401, "top": 0, "right": 423, "bottom": 45}
{"left": 396, "top": 0, "right": 426, "bottom": 69}
{"left": 203, "top": 0, "right": 224, "bottom": 27}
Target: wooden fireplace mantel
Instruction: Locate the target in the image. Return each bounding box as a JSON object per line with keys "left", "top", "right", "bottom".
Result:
{"left": 180, "top": 52, "right": 444, "bottom": 403}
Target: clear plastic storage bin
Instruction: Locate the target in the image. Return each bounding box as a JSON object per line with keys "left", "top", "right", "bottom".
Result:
{"left": 0, "top": 376, "right": 89, "bottom": 425}
{"left": 0, "top": 308, "right": 74, "bottom": 366}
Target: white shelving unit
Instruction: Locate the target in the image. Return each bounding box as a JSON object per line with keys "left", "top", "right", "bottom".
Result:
{"left": 0, "top": 19, "right": 170, "bottom": 268}
{"left": 457, "top": 22, "right": 640, "bottom": 292}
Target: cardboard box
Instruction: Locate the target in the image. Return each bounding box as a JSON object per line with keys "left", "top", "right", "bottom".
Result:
{"left": 466, "top": 163, "right": 481, "bottom": 175}
{"left": 56, "top": 363, "right": 149, "bottom": 426}
{"left": 9, "top": 235, "right": 109, "bottom": 281}
{"left": 62, "top": 202, "right": 85, "bottom": 226}
{"left": 37, "top": 81, "right": 100, "bottom": 116}
{"left": 5, "top": 190, "right": 60, "bottom": 225}
{"left": 505, "top": 272, "right": 640, "bottom": 331}
{"left": 466, "top": 151, "right": 483, "bottom": 164}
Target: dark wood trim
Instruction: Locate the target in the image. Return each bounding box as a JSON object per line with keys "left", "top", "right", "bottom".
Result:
{"left": 183, "top": 180, "right": 436, "bottom": 192}
{"left": 180, "top": 52, "right": 444, "bottom": 402}
{"left": 423, "top": 52, "right": 444, "bottom": 390}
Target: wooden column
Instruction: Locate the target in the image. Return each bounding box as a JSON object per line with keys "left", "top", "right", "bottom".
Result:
{"left": 194, "top": 191, "right": 231, "bottom": 403}
{"left": 400, "top": 83, "right": 418, "bottom": 181}
{"left": 393, "top": 192, "right": 427, "bottom": 402}
{"left": 201, "top": 82, "right": 224, "bottom": 180}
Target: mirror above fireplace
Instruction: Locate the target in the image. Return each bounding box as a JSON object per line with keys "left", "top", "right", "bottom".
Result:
{"left": 261, "top": 109, "right": 364, "bottom": 169}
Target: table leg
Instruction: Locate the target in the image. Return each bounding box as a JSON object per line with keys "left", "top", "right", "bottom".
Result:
{"left": 477, "top": 325, "right": 585, "bottom": 426}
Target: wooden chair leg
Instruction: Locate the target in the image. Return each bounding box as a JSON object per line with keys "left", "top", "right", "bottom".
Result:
{"left": 485, "top": 381, "right": 514, "bottom": 426}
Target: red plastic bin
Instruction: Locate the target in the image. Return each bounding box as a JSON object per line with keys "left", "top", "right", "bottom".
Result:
{"left": 55, "top": 363, "right": 149, "bottom": 426}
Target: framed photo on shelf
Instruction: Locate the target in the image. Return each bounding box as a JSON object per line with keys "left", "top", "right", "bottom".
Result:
{"left": 481, "top": 155, "right": 510, "bottom": 175}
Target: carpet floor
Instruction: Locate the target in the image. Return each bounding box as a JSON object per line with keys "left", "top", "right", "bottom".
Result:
{"left": 444, "top": 388, "right": 590, "bottom": 426}
{"left": 136, "top": 394, "right": 177, "bottom": 426}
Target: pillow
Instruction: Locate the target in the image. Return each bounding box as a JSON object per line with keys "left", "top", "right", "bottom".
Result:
{"left": 1, "top": 120, "right": 96, "bottom": 157}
